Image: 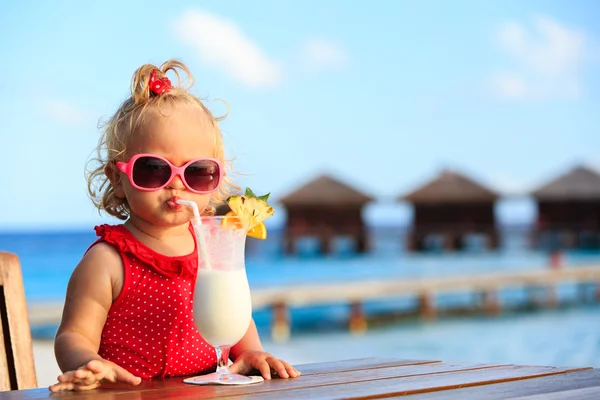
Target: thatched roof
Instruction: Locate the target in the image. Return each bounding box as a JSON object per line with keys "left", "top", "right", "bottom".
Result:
{"left": 531, "top": 165, "right": 600, "bottom": 201}
{"left": 401, "top": 169, "right": 499, "bottom": 204}
{"left": 278, "top": 174, "right": 373, "bottom": 206}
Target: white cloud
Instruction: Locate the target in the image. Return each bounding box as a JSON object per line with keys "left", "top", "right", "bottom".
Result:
{"left": 40, "top": 99, "right": 96, "bottom": 127}
{"left": 301, "top": 38, "right": 348, "bottom": 71}
{"left": 174, "top": 10, "right": 282, "bottom": 88}
{"left": 491, "top": 15, "right": 587, "bottom": 101}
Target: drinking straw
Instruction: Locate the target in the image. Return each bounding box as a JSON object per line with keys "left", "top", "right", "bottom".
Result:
{"left": 176, "top": 200, "right": 212, "bottom": 270}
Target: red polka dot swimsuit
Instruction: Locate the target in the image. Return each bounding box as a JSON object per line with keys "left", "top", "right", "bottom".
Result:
{"left": 92, "top": 224, "right": 217, "bottom": 378}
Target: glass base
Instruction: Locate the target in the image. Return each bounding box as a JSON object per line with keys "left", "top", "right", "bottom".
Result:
{"left": 184, "top": 372, "right": 264, "bottom": 386}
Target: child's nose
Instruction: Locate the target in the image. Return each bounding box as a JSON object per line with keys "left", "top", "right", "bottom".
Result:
{"left": 167, "top": 174, "right": 186, "bottom": 190}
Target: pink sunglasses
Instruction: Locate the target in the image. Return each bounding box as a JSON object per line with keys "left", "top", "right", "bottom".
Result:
{"left": 116, "top": 154, "right": 223, "bottom": 194}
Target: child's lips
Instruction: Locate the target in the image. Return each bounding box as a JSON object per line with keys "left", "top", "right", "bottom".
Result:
{"left": 167, "top": 197, "right": 183, "bottom": 211}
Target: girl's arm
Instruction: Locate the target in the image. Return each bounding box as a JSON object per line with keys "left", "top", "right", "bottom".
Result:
{"left": 51, "top": 242, "right": 140, "bottom": 391}
{"left": 54, "top": 242, "right": 119, "bottom": 371}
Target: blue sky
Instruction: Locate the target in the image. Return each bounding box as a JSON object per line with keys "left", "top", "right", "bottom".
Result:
{"left": 1, "top": 0, "right": 599, "bottom": 231}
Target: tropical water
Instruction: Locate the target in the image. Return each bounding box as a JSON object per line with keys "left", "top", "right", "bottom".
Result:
{"left": 2, "top": 226, "right": 600, "bottom": 368}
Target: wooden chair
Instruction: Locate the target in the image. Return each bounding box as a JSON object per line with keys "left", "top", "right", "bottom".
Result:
{"left": 0, "top": 252, "right": 37, "bottom": 390}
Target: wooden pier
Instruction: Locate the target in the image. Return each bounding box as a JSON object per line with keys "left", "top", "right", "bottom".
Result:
{"left": 26, "top": 265, "right": 600, "bottom": 343}
{"left": 250, "top": 265, "right": 600, "bottom": 342}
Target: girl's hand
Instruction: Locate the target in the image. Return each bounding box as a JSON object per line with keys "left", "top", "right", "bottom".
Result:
{"left": 229, "top": 350, "right": 301, "bottom": 380}
{"left": 48, "top": 359, "right": 142, "bottom": 392}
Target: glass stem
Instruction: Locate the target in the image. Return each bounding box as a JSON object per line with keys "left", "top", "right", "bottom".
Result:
{"left": 215, "top": 346, "right": 231, "bottom": 378}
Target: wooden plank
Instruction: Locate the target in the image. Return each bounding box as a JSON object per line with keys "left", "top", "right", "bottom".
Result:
{"left": 296, "top": 357, "right": 440, "bottom": 375}
{"left": 402, "top": 369, "right": 600, "bottom": 399}
{"left": 6, "top": 361, "right": 504, "bottom": 399}
{"left": 6, "top": 358, "right": 433, "bottom": 396}
{"left": 3, "top": 364, "right": 592, "bottom": 399}
{"left": 511, "top": 385, "right": 600, "bottom": 399}
{"left": 0, "top": 300, "right": 11, "bottom": 391}
{"left": 209, "top": 365, "right": 590, "bottom": 400}
{"left": 0, "top": 252, "right": 11, "bottom": 391}
{"left": 0, "top": 252, "right": 38, "bottom": 390}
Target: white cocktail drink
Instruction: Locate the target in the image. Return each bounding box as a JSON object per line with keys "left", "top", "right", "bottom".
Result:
{"left": 194, "top": 268, "right": 252, "bottom": 347}
{"left": 191, "top": 215, "right": 254, "bottom": 383}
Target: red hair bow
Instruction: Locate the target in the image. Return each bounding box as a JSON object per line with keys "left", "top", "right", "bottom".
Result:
{"left": 149, "top": 70, "right": 172, "bottom": 95}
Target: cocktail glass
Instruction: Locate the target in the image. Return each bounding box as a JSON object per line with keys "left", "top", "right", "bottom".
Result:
{"left": 187, "top": 215, "right": 255, "bottom": 384}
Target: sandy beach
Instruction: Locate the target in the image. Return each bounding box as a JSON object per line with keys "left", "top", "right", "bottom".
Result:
{"left": 32, "top": 341, "right": 61, "bottom": 388}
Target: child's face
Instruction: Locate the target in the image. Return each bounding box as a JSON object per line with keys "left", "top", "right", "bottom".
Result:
{"left": 115, "top": 104, "right": 218, "bottom": 228}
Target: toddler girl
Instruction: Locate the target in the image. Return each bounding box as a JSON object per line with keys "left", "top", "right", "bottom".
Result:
{"left": 49, "top": 60, "right": 299, "bottom": 392}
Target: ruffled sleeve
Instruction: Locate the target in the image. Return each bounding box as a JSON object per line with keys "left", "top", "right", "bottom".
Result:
{"left": 95, "top": 224, "right": 197, "bottom": 279}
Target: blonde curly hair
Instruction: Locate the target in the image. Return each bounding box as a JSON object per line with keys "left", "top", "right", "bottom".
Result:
{"left": 86, "top": 60, "right": 238, "bottom": 220}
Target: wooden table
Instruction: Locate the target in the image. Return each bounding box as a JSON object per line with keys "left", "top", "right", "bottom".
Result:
{"left": 2, "top": 358, "right": 599, "bottom": 399}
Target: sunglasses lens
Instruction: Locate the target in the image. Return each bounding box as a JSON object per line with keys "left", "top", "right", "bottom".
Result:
{"left": 184, "top": 160, "right": 220, "bottom": 192}
{"left": 132, "top": 156, "right": 172, "bottom": 189}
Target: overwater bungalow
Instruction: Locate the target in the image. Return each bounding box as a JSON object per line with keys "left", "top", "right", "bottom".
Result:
{"left": 531, "top": 165, "right": 600, "bottom": 250}
{"left": 279, "top": 174, "right": 373, "bottom": 255}
{"left": 400, "top": 169, "right": 500, "bottom": 251}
